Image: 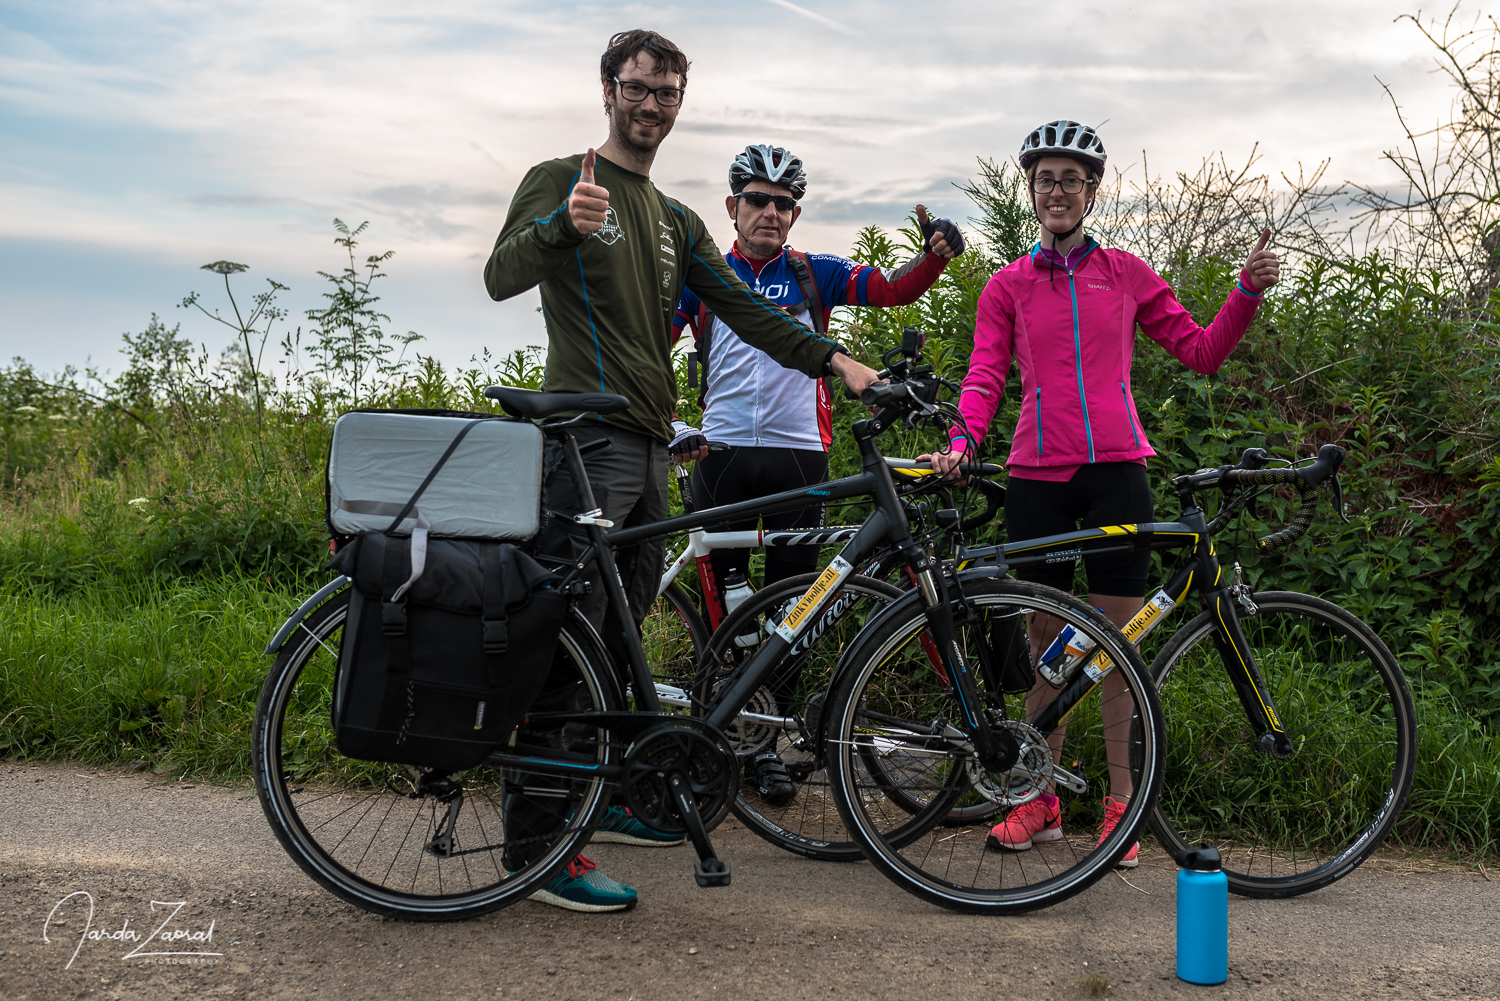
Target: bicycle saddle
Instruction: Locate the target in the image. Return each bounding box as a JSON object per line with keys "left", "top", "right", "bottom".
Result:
{"left": 484, "top": 386, "right": 631, "bottom": 419}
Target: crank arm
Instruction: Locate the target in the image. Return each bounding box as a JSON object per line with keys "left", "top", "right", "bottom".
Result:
{"left": 1047, "top": 761, "right": 1088, "bottom": 794}
{"left": 667, "top": 771, "right": 731, "bottom": 888}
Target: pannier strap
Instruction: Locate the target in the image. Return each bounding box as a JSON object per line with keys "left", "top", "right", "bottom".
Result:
{"left": 380, "top": 537, "right": 412, "bottom": 680}
{"left": 480, "top": 543, "right": 508, "bottom": 658}
{"left": 338, "top": 500, "right": 432, "bottom": 602}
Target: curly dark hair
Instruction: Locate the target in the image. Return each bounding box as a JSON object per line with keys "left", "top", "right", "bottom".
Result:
{"left": 599, "top": 29, "right": 690, "bottom": 90}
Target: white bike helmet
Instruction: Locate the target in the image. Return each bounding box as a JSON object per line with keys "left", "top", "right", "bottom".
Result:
{"left": 1018, "top": 121, "right": 1107, "bottom": 176}
{"left": 729, "top": 144, "right": 808, "bottom": 200}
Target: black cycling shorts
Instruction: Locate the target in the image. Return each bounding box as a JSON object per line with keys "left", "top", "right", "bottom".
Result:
{"left": 690, "top": 446, "right": 828, "bottom": 593}
{"left": 1004, "top": 462, "right": 1154, "bottom": 598}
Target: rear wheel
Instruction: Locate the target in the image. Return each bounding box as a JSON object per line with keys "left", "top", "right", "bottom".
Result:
{"left": 1147, "top": 591, "right": 1416, "bottom": 898}
{"left": 252, "top": 589, "right": 621, "bottom": 921}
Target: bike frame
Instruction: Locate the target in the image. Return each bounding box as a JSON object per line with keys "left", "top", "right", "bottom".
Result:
{"left": 956, "top": 478, "right": 1290, "bottom": 754}
{"left": 658, "top": 460, "right": 951, "bottom": 631}
{"left": 486, "top": 411, "right": 1005, "bottom": 779}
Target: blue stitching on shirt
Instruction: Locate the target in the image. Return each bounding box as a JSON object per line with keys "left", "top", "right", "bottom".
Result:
{"left": 575, "top": 250, "right": 606, "bottom": 406}
{"left": 534, "top": 172, "right": 585, "bottom": 226}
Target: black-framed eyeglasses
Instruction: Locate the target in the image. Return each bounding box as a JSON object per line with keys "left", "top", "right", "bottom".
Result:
{"left": 612, "top": 76, "right": 684, "bottom": 107}
{"left": 735, "top": 191, "right": 798, "bottom": 212}
{"left": 1030, "top": 176, "right": 1091, "bottom": 194}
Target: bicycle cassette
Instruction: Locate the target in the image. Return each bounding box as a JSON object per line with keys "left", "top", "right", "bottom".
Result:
{"left": 967, "top": 719, "right": 1055, "bottom": 808}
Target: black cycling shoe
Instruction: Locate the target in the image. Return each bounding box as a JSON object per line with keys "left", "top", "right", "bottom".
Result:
{"left": 745, "top": 751, "right": 797, "bottom": 804}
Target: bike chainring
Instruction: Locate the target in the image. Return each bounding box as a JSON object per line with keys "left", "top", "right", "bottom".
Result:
{"left": 620, "top": 718, "right": 740, "bottom": 836}
{"left": 966, "top": 719, "right": 1054, "bottom": 808}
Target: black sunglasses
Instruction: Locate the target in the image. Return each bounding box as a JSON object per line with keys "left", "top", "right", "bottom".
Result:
{"left": 736, "top": 191, "right": 798, "bottom": 212}
{"left": 613, "top": 76, "right": 684, "bottom": 107}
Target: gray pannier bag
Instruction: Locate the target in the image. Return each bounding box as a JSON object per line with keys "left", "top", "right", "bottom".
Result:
{"left": 323, "top": 410, "right": 566, "bottom": 771}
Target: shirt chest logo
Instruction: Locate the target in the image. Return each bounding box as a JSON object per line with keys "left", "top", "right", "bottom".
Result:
{"left": 591, "top": 207, "right": 625, "bottom": 246}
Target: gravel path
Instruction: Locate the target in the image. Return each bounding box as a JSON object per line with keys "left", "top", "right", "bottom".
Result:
{"left": 0, "top": 761, "right": 1494, "bottom": 1000}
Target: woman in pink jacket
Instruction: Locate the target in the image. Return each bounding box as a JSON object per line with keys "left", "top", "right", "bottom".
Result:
{"left": 927, "top": 120, "right": 1280, "bottom": 866}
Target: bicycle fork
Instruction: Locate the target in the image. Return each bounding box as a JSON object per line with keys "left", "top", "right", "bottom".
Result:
{"left": 1203, "top": 566, "right": 1292, "bottom": 759}
{"left": 910, "top": 556, "right": 1022, "bottom": 774}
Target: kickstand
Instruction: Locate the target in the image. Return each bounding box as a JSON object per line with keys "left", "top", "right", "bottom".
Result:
{"left": 666, "top": 772, "right": 731, "bottom": 888}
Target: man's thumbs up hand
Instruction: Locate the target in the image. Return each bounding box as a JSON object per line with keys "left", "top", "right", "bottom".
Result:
{"left": 569, "top": 148, "right": 611, "bottom": 235}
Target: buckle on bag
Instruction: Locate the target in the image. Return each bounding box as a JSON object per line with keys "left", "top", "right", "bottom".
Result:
{"left": 482, "top": 618, "right": 508, "bottom": 654}
{"left": 381, "top": 599, "right": 408, "bottom": 636}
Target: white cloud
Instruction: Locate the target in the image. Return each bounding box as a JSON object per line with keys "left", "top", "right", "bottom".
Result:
{"left": 0, "top": 0, "right": 1468, "bottom": 372}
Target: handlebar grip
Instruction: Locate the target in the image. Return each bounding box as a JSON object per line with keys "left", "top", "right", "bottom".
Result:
{"left": 861, "top": 382, "right": 909, "bottom": 407}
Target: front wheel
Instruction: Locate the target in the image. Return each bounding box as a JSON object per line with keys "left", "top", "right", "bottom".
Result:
{"left": 252, "top": 588, "right": 622, "bottom": 921}
{"left": 1147, "top": 591, "right": 1416, "bottom": 898}
{"left": 826, "top": 577, "right": 1166, "bottom": 914}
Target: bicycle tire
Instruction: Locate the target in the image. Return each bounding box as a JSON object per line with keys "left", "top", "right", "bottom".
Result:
{"left": 826, "top": 577, "right": 1166, "bottom": 914}
{"left": 642, "top": 580, "right": 710, "bottom": 705}
{"left": 1146, "top": 591, "right": 1416, "bottom": 898}
{"left": 252, "top": 588, "right": 622, "bottom": 921}
{"left": 698, "top": 573, "right": 906, "bottom": 861}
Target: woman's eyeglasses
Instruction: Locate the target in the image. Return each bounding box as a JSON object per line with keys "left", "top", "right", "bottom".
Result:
{"left": 613, "top": 77, "right": 684, "bottom": 107}
{"left": 736, "top": 192, "right": 798, "bottom": 212}
{"left": 1030, "top": 176, "right": 1092, "bottom": 194}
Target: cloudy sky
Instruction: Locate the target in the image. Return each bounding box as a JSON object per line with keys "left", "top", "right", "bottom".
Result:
{"left": 0, "top": 0, "right": 1472, "bottom": 376}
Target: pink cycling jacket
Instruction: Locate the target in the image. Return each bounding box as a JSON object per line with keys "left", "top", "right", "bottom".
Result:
{"left": 952, "top": 238, "right": 1263, "bottom": 470}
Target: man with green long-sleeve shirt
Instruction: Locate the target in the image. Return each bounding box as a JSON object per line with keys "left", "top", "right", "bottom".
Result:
{"left": 483, "top": 28, "right": 878, "bottom": 915}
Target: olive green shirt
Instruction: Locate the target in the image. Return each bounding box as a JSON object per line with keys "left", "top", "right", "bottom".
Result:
{"left": 484, "top": 153, "right": 840, "bottom": 442}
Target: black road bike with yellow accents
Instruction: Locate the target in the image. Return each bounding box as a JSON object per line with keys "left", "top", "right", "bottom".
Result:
{"left": 957, "top": 445, "right": 1416, "bottom": 897}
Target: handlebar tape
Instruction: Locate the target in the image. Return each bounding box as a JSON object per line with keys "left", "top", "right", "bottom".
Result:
{"left": 1222, "top": 445, "right": 1345, "bottom": 552}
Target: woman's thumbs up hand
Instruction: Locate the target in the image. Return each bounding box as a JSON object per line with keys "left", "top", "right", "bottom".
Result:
{"left": 1244, "top": 228, "right": 1279, "bottom": 292}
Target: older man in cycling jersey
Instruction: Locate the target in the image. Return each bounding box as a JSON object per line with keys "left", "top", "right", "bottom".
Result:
{"left": 671, "top": 144, "right": 964, "bottom": 801}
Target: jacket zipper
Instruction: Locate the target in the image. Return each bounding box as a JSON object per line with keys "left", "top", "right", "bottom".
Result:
{"left": 1121, "top": 381, "right": 1141, "bottom": 447}
{"left": 1036, "top": 387, "right": 1044, "bottom": 456}
{"left": 1067, "top": 267, "right": 1096, "bottom": 463}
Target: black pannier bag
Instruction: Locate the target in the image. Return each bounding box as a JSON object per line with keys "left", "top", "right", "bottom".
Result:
{"left": 328, "top": 535, "right": 565, "bottom": 771}
{"left": 323, "top": 409, "right": 563, "bottom": 771}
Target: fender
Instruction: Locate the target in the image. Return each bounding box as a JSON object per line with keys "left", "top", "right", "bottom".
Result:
{"left": 262, "top": 576, "right": 351, "bottom": 655}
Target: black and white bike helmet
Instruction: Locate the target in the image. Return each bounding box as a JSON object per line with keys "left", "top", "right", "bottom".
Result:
{"left": 729, "top": 144, "right": 808, "bottom": 200}
{"left": 1018, "top": 120, "right": 1107, "bottom": 176}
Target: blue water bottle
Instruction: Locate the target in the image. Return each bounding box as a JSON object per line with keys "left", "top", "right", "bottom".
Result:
{"left": 1176, "top": 845, "right": 1228, "bottom": 985}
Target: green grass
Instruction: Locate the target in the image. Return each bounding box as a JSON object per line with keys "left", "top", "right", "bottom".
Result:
{"left": 0, "top": 571, "right": 304, "bottom": 778}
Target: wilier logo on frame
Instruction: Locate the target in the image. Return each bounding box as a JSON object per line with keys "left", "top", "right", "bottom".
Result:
{"left": 43, "top": 891, "right": 223, "bottom": 970}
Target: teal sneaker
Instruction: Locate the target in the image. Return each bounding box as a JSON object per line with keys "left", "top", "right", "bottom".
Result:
{"left": 529, "top": 855, "right": 638, "bottom": 912}
{"left": 589, "top": 806, "right": 685, "bottom": 847}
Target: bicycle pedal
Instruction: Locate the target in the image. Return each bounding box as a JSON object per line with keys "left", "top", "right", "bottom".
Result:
{"left": 694, "top": 857, "right": 732, "bottom": 888}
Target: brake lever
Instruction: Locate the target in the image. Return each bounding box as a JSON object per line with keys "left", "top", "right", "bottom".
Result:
{"left": 1331, "top": 472, "right": 1350, "bottom": 524}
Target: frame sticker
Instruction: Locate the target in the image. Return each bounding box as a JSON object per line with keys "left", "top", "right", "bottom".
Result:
{"left": 773, "top": 556, "right": 855, "bottom": 642}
